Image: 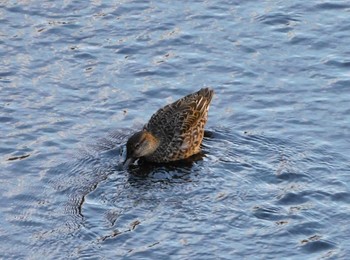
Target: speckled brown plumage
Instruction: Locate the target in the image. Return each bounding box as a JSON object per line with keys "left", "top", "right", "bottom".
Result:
{"left": 125, "top": 88, "right": 214, "bottom": 164}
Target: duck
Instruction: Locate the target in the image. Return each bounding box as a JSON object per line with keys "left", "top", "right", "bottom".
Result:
{"left": 124, "top": 87, "right": 214, "bottom": 165}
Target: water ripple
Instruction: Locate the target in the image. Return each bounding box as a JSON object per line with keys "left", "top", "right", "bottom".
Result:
{"left": 1, "top": 0, "right": 350, "bottom": 258}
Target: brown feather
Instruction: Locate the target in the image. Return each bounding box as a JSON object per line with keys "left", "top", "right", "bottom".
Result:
{"left": 125, "top": 88, "right": 214, "bottom": 164}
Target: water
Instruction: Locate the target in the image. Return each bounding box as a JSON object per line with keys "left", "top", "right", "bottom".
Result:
{"left": 1, "top": 0, "right": 350, "bottom": 259}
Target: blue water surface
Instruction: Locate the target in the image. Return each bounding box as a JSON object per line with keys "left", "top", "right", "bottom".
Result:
{"left": 1, "top": 0, "right": 350, "bottom": 259}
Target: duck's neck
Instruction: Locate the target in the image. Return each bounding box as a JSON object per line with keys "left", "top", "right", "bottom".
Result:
{"left": 143, "top": 131, "right": 160, "bottom": 154}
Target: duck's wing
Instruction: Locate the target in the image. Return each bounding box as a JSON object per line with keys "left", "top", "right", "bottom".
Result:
{"left": 145, "top": 88, "right": 214, "bottom": 138}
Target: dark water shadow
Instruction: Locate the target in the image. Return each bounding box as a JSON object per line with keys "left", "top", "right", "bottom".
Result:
{"left": 127, "top": 152, "right": 205, "bottom": 179}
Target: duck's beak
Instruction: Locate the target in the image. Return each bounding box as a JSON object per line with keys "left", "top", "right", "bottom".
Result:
{"left": 123, "top": 157, "right": 134, "bottom": 168}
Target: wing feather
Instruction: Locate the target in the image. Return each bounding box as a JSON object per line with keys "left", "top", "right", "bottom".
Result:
{"left": 145, "top": 88, "right": 213, "bottom": 138}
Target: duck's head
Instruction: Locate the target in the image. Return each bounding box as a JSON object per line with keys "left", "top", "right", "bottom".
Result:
{"left": 124, "top": 130, "right": 159, "bottom": 166}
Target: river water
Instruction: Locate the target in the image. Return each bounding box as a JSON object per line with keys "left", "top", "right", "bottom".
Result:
{"left": 1, "top": 1, "right": 350, "bottom": 259}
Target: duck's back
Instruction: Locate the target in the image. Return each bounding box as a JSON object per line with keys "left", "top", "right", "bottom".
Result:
{"left": 144, "top": 88, "right": 214, "bottom": 162}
